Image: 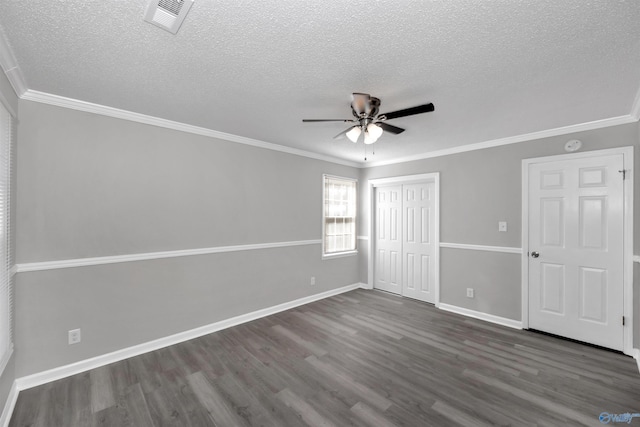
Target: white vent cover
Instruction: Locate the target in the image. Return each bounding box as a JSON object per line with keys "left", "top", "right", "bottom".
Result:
{"left": 144, "top": 0, "right": 195, "bottom": 34}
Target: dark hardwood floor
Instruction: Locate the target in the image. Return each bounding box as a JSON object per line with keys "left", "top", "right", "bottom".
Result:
{"left": 10, "top": 289, "right": 640, "bottom": 426}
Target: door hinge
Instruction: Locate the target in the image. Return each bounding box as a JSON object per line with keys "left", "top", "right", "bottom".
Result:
{"left": 619, "top": 169, "right": 627, "bottom": 180}
{"left": 622, "top": 316, "right": 625, "bottom": 326}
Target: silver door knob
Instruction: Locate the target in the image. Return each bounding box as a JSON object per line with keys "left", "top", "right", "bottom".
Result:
{"left": 531, "top": 251, "right": 540, "bottom": 258}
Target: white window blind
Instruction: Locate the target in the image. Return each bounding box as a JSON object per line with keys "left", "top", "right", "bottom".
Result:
{"left": 0, "top": 101, "right": 13, "bottom": 376}
{"left": 323, "top": 175, "right": 357, "bottom": 256}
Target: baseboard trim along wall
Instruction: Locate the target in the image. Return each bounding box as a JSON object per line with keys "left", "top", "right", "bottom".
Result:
{"left": 15, "top": 239, "right": 323, "bottom": 273}
{"left": 14, "top": 282, "right": 366, "bottom": 392}
{"left": 634, "top": 349, "right": 640, "bottom": 374}
{"left": 439, "top": 242, "right": 523, "bottom": 254}
{"left": 438, "top": 303, "right": 523, "bottom": 330}
{"left": 0, "top": 382, "right": 18, "bottom": 427}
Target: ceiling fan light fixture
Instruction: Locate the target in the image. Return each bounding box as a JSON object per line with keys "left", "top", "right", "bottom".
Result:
{"left": 364, "top": 130, "right": 376, "bottom": 145}
{"left": 367, "top": 123, "right": 383, "bottom": 140}
{"left": 346, "top": 126, "right": 361, "bottom": 143}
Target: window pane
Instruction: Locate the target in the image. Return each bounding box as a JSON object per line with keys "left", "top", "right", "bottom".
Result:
{"left": 323, "top": 175, "right": 356, "bottom": 255}
{"left": 326, "top": 235, "right": 336, "bottom": 253}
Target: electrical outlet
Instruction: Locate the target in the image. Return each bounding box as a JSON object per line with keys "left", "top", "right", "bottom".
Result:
{"left": 310, "top": 276, "right": 316, "bottom": 286}
{"left": 498, "top": 221, "right": 507, "bottom": 232}
{"left": 466, "top": 288, "right": 474, "bottom": 298}
{"left": 68, "top": 328, "right": 81, "bottom": 345}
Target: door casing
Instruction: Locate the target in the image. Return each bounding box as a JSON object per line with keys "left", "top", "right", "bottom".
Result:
{"left": 367, "top": 173, "right": 440, "bottom": 306}
{"left": 521, "top": 147, "right": 634, "bottom": 356}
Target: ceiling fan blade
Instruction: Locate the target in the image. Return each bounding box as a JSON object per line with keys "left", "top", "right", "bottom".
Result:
{"left": 333, "top": 126, "right": 356, "bottom": 139}
{"left": 380, "top": 103, "right": 434, "bottom": 120}
{"left": 377, "top": 122, "right": 405, "bottom": 135}
{"left": 302, "top": 119, "right": 351, "bottom": 122}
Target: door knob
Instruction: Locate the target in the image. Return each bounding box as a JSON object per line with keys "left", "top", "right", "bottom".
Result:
{"left": 531, "top": 251, "right": 540, "bottom": 258}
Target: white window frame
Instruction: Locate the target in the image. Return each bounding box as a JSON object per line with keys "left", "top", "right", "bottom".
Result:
{"left": 322, "top": 174, "right": 358, "bottom": 259}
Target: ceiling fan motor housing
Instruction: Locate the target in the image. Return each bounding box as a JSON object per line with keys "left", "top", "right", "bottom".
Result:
{"left": 351, "top": 93, "right": 381, "bottom": 118}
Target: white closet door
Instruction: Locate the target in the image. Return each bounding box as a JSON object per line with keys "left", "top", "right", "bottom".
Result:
{"left": 374, "top": 186, "right": 402, "bottom": 294}
{"left": 528, "top": 154, "right": 624, "bottom": 350}
{"left": 402, "top": 182, "right": 436, "bottom": 303}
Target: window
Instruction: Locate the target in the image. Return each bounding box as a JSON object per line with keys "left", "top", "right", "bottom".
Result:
{"left": 0, "top": 100, "right": 13, "bottom": 376}
{"left": 323, "top": 175, "right": 357, "bottom": 257}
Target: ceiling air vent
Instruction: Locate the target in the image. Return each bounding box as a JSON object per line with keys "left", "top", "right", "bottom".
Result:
{"left": 144, "top": 0, "right": 194, "bottom": 34}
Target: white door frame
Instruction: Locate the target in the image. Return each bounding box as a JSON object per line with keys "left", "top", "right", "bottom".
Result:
{"left": 367, "top": 173, "right": 440, "bottom": 306}
{"left": 521, "top": 146, "right": 634, "bottom": 356}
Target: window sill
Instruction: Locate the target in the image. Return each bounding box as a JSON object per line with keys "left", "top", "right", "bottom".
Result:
{"left": 322, "top": 250, "right": 358, "bottom": 260}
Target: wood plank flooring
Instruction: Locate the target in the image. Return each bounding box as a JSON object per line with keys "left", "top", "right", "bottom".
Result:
{"left": 9, "top": 289, "right": 640, "bottom": 426}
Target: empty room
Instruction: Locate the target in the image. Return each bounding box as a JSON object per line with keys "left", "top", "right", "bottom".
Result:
{"left": 0, "top": 1, "right": 639, "bottom": 426}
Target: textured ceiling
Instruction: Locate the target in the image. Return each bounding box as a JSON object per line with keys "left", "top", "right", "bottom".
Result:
{"left": 1, "top": 0, "right": 640, "bottom": 164}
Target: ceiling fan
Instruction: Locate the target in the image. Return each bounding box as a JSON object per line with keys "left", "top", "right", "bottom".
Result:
{"left": 302, "top": 93, "right": 434, "bottom": 144}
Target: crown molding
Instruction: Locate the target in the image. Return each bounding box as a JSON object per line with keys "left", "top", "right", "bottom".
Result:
{"left": 362, "top": 114, "right": 637, "bottom": 168}
{"left": 0, "top": 28, "right": 27, "bottom": 98}
{"left": 16, "top": 89, "right": 640, "bottom": 170}
{"left": 20, "top": 90, "right": 361, "bottom": 168}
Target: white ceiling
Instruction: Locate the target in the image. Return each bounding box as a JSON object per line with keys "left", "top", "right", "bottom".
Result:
{"left": 1, "top": 0, "right": 640, "bottom": 164}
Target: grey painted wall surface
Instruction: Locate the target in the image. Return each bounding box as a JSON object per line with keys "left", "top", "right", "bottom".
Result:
{"left": 0, "top": 72, "right": 17, "bottom": 115}
{"left": 0, "top": 71, "right": 17, "bottom": 416}
{"left": 635, "top": 262, "right": 639, "bottom": 346}
{"left": 16, "top": 245, "right": 357, "bottom": 376}
{"left": 440, "top": 249, "right": 521, "bottom": 320}
{"left": 17, "top": 101, "right": 358, "bottom": 262}
{"left": 15, "top": 100, "right": 359, "bottom": 376}
{"left": 0, "top": 354, "right": 14, "bottom": 413}
{"left": 360, "top": 122, "right": 640, "bottom": 340}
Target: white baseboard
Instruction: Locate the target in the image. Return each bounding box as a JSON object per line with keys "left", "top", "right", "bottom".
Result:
{"left": 438, "top": 303, "right": 523, "bottom": 330}
{"left": 633, "top": 349, "right": 640, "bottom": 374}
{"left": 358, "top": 282, "right": 373, "bottom": 290}
{"left": 0, "top": 381, "right": 18, "bottom": 427}
{"left": 14, "top": 283, "right": 361, "bottom": 392}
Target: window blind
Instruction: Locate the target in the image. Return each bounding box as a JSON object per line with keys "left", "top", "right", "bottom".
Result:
{"left": 0, "top": 101, "right": 13, "bottom": 376}
{"left": 323, "top": 175, "right": 357, "bottom": 255}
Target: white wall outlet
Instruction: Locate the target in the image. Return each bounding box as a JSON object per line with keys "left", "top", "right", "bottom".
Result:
{"left": 68, "top": 328, "right": 81, "bottom": 345}
{"left": 310, "top": 276, "right": 316, "bottom": 286}
{"left": 498, "top": 221, "right": 507, "bottom": 232}
{"left": 466, "top": 288, "right": 474, "bottom": 298}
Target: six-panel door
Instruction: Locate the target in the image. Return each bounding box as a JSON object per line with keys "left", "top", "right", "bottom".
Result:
{"left": 402, "top": 182, "right": 436, "bottom": 303}
{"left": 374, "top": 186, "right": 403, "bottom": 294}
{"left": 528, "top": 154, "right": 624, "bottom": 350}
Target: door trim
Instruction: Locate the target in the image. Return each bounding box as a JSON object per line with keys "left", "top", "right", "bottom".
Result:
{"left": 521, "top": 147, "right": 634, "bottom": 355}
{"left": 367, "top": 173, "right": 440, "bottom": 306}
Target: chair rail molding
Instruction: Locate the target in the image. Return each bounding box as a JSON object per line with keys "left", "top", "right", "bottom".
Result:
{"left": 439, "top": 242, "right": 523, "bottom": 254}
{"left": 16, "top": 239, "right": 322, "bottom": 273}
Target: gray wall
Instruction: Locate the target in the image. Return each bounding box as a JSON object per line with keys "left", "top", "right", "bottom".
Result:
{"left": 0, "top": 70, "right": 17, "bottom": 419}
{"left": 360, "top": 122, "right": 640, "bottom": 345}
{"left": 9, "top": 97, "right": 640, "bottom": 383}
{"left": 15, "top": 100, "right": 359, "bottom": 376}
